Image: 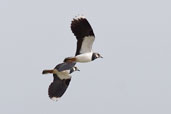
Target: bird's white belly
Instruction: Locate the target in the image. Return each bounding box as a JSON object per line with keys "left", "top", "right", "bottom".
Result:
{"left": 76, "top": 52, "right": 93, "bottom": 63}
{"left": 53, "top": 69, "right": 71, "bottom": 80}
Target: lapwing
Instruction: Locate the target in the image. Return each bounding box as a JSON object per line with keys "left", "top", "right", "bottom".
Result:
{"left": 42, "top": 15, "right": 102, "bottom": 101}
{"left": 64, "top": 16, "right": 103, "bottom": 63}
{"left": 42, "top": 62, "right": 80, "bottom": 101}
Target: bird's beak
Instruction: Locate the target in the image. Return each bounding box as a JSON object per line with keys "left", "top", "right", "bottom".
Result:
{"left": 100, "top": 55, "right": 103, "bottom": 58}
{"left": 77, "top": 69, "right": 80, "bottom": 71}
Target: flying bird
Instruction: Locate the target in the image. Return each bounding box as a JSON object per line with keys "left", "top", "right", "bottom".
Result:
{"left": 64, "top": 16, "right": 103, "bottom": 63}
{"left": 42, "top": 62, "right": 79, "bottom": 101}
{"left": 42, "top": 15, "right": 102, "bottom": 101}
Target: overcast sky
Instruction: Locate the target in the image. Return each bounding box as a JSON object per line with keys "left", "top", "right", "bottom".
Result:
{"left": 0, "top": 0, "right": 171, "bottom": 114}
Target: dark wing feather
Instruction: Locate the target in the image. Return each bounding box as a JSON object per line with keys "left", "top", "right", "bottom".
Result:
{"left": 48, "top": 77, "right": 71, "bottom": 99}
{"left": 55, "top": 62, "right": 76, "bottom": 72}
{"left": 71, "top": 16, "right": 95, "bottom": 55}
{"left": 75, "top": 39, "right": 83, "bottom": 55}
{"left": 71, "top": 17, "right": 95, "bottom": 40}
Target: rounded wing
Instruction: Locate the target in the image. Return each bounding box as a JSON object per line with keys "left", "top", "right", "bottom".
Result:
{"left": 71, "top": 16, "right": 95, "bottom": 55}
{"left": 48, "top": 78, "right": 71, "bottom": 101}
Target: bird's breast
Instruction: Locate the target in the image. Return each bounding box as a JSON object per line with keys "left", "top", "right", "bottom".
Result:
{"left": 75, "top": 52, "right": 93, "bottom": 63}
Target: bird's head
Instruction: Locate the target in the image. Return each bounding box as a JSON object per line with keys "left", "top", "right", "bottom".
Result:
{"left": 92, "top": 53, "right": 103, "bottom": 61}
{"left": 70, "top": 66, "right": 80, "bottom": 74}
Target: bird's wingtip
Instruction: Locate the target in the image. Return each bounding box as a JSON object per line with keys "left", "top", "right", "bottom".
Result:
{"left": 50, "top": 97, "right": 60, "bottom": 101}
{"left": 73, "top": 15, "right": 86, "bottom": 20}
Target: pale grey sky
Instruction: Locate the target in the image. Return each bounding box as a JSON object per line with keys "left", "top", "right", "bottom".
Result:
{"left": 0, "top": 0, "right": 171, "bottom": 114}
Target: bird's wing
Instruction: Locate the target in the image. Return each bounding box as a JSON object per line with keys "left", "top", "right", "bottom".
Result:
{"left": 71, "top": 16, "right": 95, "bottom": 55}
{"left": 55, "top": 62, "right": 76, "bottom": 72}
{"left": 48, "top": 78, "right": 71, "bottom": 101}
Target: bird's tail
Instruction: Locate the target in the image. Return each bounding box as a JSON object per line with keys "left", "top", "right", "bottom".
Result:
{"left": 63, "top": 57, "right": 76, "bottom": 62}
{"left": 42, "top": 69, "right": 54, "bottom": 74}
